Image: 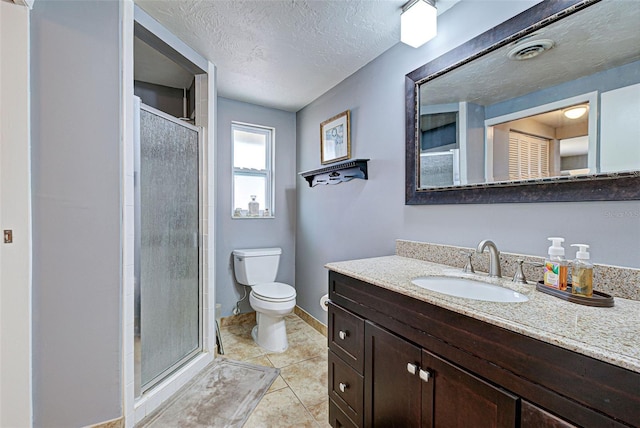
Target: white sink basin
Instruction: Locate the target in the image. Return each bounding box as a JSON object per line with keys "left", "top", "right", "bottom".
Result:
{"left": 411, "top": 276, "right": 529, "bottom": 303}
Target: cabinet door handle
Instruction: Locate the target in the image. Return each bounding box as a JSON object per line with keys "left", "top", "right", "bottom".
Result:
{"left": 419, "top": 369, "right": 431, "bottom": 382}
{"left": 339, "top": 382, "right": 349, "bottom": 393}
{"left": 407, "top": 362, "right": 418, "bottom": 375}
{"left": 338, "top": 330, "right": 348, "bottom": 340}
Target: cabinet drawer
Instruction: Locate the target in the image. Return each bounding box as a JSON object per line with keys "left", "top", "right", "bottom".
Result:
{"left": 329, "top": 350, "right": 364, "bottom": 427}
{"left": 329, "top": 399, "right": 359, "bottom": 428}
{"left": 329, "top": 302, "right": 364, "bottom": 373}
{"left": 521, "top": 401, "right": 577, "bottom": 428}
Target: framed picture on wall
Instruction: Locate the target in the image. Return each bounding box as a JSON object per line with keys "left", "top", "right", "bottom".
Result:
{"left": 320, "top": 110, "right": 351, "bottom": 164}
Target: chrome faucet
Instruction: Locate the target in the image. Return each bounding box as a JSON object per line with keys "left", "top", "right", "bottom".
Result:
{"left": 476, "top": 240, "right": 502, "bottom": 278}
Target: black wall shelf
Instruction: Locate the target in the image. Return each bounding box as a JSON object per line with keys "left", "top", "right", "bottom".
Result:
{"left": 299, "top": 159, "right": 369, "bottom": 187}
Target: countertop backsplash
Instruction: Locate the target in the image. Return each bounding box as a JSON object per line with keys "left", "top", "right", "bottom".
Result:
{"left": 396, "top": 240, "right": 640, "bottom": 301}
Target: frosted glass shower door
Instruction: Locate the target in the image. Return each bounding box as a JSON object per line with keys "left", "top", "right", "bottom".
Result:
{"left": 135, "top": 103, "right": 201, "bottom": 394}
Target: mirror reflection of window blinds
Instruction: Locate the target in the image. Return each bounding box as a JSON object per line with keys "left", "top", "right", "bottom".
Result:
{"left": 509, "top": 132, "right": 550, "bottom": 180}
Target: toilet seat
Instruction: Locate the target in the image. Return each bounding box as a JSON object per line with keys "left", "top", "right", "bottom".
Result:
{"left": 251, "top": 282, "right": 296, "bottom": 302}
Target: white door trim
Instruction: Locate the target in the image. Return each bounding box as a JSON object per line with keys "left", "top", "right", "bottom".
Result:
{"left": 0, "top": 1, "right": 33, "bottom": 427}
{"left": 121, "top": 3, "right": 216, "bottom": 426}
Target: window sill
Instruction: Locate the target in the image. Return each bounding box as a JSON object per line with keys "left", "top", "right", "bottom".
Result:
{"left": 232, "top": 215, "right": 275, "bottom": 220}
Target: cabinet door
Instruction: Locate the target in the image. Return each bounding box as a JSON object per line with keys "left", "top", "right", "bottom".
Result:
{"left": 422, "top": 350, "right": 518, "bottom": 428}
{"left": 364, "top": 321, "right": 422, "bottom": 428}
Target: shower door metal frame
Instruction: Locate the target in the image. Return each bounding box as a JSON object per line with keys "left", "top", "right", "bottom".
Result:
{"left": 134, "top": 99, "right": 204, "bottom": 397}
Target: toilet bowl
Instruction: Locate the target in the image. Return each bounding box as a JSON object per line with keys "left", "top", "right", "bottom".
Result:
{"left": 249, "top": 282, "right": 296, "bottom": 352}
{"left": 232, "top": 248, "right": 296, "bottom": 353}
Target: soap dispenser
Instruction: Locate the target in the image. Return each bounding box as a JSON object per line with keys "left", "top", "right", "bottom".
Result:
{"left": 571, "top": 244, "right": 593, "bottom": 297}
{"left": 544, "top": 237, "right": 568, "bottom": 290}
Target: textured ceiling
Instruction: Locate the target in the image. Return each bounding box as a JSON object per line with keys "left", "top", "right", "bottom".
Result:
{"left": 134, "top": 0, "right": 458, "bottom": 112}
{"left": 420, "top": 0, "right": 640, "bottom": 107}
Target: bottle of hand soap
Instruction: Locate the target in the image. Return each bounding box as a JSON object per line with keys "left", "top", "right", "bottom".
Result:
{"left": 571, "top": 244, "right": 593, "bottom": 297}
{"left": 544, "top": 237, "right": 568, "bottom": 290}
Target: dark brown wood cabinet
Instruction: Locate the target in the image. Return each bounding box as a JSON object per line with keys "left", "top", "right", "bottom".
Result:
{"left": 328, "top": 270, "right": 640, "bottom": 428}
{"left": 423, "top": 346, "right": 519, "bottom": 427}
{"left": 364, "top": 321, "right": 422, "bottom": 427}
{"left": 328, "top": 301, "right": 366, "bottom": 426}
{"left": 329, "top": 350, "right": 364, "bottom": 425}
{"left": 329, "top": 303, "right": 365, "bottom": 373}
{"left": 329, "top": 400, "right": 359, "bottom": 428}
{"left": 365, "top": 321, "right": 518, "bottom": 428}
{"left": 521, "top": 401, "right": 576, "bottom": 428}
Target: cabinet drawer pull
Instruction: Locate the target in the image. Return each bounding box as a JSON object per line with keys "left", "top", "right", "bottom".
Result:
{"left": 338, "top": 330, "right": 348, "bottom": 340}
{"left": 407, "top": 362, "right": 418, "bottom": 375}
{"left": 419, "top": 369, "right": 431, "bottom": 382}
{"left": 339, "top": 382, "right": 349, "bottom": 393}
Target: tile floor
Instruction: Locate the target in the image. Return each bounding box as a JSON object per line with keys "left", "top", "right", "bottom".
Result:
{"left": 219, "top": 313, "right": 331, "bottom": 428}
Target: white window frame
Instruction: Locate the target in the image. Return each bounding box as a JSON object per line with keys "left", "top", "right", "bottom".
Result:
{"left": 231, "top": 121, "right": 275, "bottom": 218}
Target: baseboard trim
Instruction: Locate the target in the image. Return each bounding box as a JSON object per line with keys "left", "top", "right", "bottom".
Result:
{"left": 87, "top": 416, "right": 124, "bottom": 428}
{"left": 294, "top": 305, "right": 327, "bottom": 337}
{"left": 220, "top": 307, "right": 327, "bottom": 337}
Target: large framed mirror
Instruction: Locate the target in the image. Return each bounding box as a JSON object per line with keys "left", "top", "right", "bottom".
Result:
{"left": 406, "top": 0, "right": 640, "bottom": 204}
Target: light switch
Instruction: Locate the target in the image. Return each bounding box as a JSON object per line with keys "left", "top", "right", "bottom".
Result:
{"left": 4, "top": 230, "right": 12, "bottom": 244}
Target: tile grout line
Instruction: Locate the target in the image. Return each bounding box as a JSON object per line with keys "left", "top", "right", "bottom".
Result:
{"left": 222, "top": 313, "right": 330, "bottom": 427}
{"left": 276, "top": 353, "right": 328, "bottom": 425}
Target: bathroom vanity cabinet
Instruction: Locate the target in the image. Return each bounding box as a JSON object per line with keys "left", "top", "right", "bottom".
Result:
{"left": 327, "top": 270, "right": 639, "bottom": 428}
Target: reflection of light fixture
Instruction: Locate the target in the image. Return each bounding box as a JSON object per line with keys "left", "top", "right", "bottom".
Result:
{"left": 401, "top": 0, "right": 437, "bottom": 48}
{"left": 564, "top": 106, "right": 587, "bottom": 119}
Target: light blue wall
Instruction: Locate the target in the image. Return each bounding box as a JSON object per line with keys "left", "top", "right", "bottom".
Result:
{"left": 31, "top": 1, "right": 122, "bottom": 426}
{"left": 216, "top": 98, "right": 297, "bottom": 317}
{"left": 296, "top": 0, "right": 640, "bottom": 323}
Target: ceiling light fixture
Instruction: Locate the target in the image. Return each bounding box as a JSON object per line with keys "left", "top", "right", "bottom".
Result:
{"left": 401, "top": 0, "right": 437, "bottom": 48}
{"left": 564, "top": 106, "right": 587, "bottom": 119}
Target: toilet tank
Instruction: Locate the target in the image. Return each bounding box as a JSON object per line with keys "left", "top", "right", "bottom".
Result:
{"left": 233, "top": 248, "right": 282, "bottom": 285}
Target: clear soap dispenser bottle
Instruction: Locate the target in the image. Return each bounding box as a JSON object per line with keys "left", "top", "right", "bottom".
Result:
{"left": 544, "top": 237, "right": 568, "bottom": 290}
{"left": 571, "top": 244, "right": 593, "bottom": 297}
{"left": 248, "top": 195, "right": 259, "bottom": 217}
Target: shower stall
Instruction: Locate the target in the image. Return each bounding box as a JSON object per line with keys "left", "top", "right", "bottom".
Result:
{"left": 133, "top": 98, "right": 202, "bottom": 396}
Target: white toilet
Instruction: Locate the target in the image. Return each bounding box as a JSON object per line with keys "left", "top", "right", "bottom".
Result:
{"left": 232, "top": 248, "right": 296, "bottom": 353}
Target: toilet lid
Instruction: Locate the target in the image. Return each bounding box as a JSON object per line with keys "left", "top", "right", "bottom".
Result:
{"left": 252, "top": 282, "right": 296, "bottom": 302}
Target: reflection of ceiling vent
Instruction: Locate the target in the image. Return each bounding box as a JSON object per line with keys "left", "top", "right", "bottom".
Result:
{"left": 507, "top": 39, "right": 555, "bottom": 61}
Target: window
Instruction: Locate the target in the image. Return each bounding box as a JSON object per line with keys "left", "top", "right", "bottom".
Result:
{"left": 232, "top": 122, "right": 274, "bottom": 217}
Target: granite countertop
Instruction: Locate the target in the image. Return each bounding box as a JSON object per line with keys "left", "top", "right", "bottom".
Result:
{"left": 325, "top": 255, "right": 640, "bottom": 373}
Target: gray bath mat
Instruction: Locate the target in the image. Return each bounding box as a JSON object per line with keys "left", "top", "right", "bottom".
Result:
{"left": 138, "top": 358, "right": 280, "bottom": 428}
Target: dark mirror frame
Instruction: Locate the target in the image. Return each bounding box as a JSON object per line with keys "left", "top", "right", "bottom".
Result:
{"left": 405, "top": 0, "right": 640, "bottom": 205}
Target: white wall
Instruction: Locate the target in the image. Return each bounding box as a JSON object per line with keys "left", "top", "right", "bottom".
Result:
{"left": 30, "top": 2, "right": 122, "bottom": 426}
{"left": 296, "top": 0, "right": 640, "bottom": 323}
{"left": 0, "top": 1, "right": 32, "bottom": 426}
{"left": 216, "top": 97, "right": 296, "bottom": 317}
{"left": 600, "top": 83, "right": 640, "bottom": 172}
